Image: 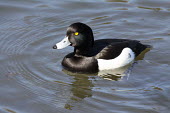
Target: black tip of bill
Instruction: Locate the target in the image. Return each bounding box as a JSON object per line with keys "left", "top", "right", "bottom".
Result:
{"left": 53, "top": 45, "right": 57, "bottom": 49}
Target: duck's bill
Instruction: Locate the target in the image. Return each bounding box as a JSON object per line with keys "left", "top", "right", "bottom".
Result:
{"left": 53, "top": 36, "right": 71, "bottom": 49}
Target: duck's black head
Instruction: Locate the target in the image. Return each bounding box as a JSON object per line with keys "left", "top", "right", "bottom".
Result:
{"left": 67, "top": 22, "right": 94, "bottom": 48}
{"left": 53, "top": 22, "right": 94, "bottom": 54}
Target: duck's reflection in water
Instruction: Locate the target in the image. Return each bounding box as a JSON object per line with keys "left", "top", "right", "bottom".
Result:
{"left": 98, "top": 63, "right": 134, "bottom": 81}
{"left": 63, "top": 70, "right": 95, "bottom": 110}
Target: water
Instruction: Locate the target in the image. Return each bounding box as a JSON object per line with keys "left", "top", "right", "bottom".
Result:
{"left": 0, "top": 0, "right": 170, "bottom": 113}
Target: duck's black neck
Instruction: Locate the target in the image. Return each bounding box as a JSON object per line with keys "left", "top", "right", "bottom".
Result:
{"left": 74, "top": 35, "right": 94, "bottom": 56}
{"left": 74, "top": 46, "right": 92, "bottom": 56}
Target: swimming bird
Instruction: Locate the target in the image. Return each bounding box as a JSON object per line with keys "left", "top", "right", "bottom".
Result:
{"left": 53, "top": 22, "right": 149, "bottom": 73}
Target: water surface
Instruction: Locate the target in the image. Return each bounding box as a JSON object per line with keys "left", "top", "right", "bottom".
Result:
{"left": 0, "top": 0, "right": 170, "bottom": 113}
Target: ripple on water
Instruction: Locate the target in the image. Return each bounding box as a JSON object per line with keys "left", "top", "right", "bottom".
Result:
{"left": 0, "top": 8, "right": 75, "bottom": 109}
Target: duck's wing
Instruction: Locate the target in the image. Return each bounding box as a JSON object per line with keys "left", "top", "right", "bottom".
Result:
{"left": 95, "top": 41, "right": 129, "bottom": 59}
{"left": 93, "top": 39, "right": 147, "bottom": 59}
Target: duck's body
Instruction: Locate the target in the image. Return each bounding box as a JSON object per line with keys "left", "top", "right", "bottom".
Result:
{"left": 53, "top": 22, "right": 149, "bottom": 73}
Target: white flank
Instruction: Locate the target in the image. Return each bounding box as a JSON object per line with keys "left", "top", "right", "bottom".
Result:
{"left": 56, "top": 36, "right": 71, "bottom": 49}
{"left": 97, "top": 48, "right": 135, "bottom": 70}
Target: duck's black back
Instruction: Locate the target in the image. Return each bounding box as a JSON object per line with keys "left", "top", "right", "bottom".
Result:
{"left": 87, "top": 39, "right": 148, "bottom": 59}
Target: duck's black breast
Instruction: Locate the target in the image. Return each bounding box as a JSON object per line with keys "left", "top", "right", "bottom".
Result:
{"left": 62, "top": 53, "right": 98, "bottom": 73}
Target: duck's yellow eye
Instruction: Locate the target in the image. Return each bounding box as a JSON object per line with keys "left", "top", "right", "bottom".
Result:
{"left": 74, "top": 32, "right": 79, "bottom": 36}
